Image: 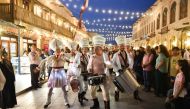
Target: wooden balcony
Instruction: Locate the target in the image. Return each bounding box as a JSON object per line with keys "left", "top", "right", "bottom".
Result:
{"left": 0, "top": 3, "right": 73, "bottom": 38}
{"left": 15, "top": 6, "right": 73, "bottom": 38}
{"left": 0, "top": 3, "right": 14, "bottom": 22}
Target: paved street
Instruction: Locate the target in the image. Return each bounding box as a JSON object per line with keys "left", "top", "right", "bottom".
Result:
{"left": 14, "top": 84, "right": 165, "bottom": 109}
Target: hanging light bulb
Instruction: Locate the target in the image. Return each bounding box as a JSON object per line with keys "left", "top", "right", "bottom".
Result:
{"left": 66, "top": 3, "right": 69, "bottom": 7}
{"left": 88, "top": 7, "right": 92, "bottom": 11}
{"left": 73, "top": 4, "right": 77, "bottom": 8}
{"left": 102, "top": 9, "right": 106, "bottom": 13}
{"left": 120, "top": 11, "right": 124, "bottom": 15}
{"left": 108, "top": 9, "right": 112, "bottom": 14}
{"left": 114, "top": 11, "right": 118, "bottom": 14}
{"left": 95, "top": 9, "right": 99, "bottom": 13}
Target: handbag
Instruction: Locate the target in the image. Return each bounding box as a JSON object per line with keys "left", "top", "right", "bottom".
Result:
{"left": 0, "top": 69, "right": 6, "bottom": 91}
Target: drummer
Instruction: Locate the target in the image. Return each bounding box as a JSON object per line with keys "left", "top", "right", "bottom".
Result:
{"left": 73, "top": 38, "right": 90, "bottom": 106}
{"left": 87, "top": 35, "right": 111, "bottom": 109}
{"left": 44, "top": 41, "right": 70, "bottom": 108}
{"left": 112, "top": 36, "right": 141, "bottom": 101}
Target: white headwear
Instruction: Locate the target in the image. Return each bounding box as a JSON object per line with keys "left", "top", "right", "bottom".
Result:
{"left": 79, "top": 38, "right": 89, "bottom": 48}
{"left": 49, "top": 39, "right": 63, "bottom": 51}
{"left": 92, "top": 35, "right": 106, "bottom": 46}
{"left": 68, "top": 42, "right": 78, "bottom": 50}
{"left": 115, "top": 36, "right": 126, "bottom": 45}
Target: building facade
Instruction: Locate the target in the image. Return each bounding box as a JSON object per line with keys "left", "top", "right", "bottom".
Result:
{"left": 0, "top": 0, "right": 89, "bottom": 93}
{"left": 0, "top": 0, "right": 88, "bottom": 59}
{"left": 132, "top": 0, "right": 190, "bottom": 50}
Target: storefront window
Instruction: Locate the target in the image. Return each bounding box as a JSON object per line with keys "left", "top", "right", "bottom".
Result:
{"left": 23, "top": 38, "right": 36, "bottom": 53}
{"left": 10, "top": 43, "right": 17, "bottom": 57}
{"left": 0, "top": 36, "right": 17, "bottom": 59}
{"left": 1, "top": 36, "right": 10, "bottom": 40}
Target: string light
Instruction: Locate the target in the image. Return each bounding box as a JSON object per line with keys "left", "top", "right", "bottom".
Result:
{"left": 88, "top": 7, "right": 92, "bottom": 11}
{"left": 83, "top": 15, "right": 139, "bottom": 24}
{"left": 73, "top": 4, "right": 77, "bottom": 8}
{"left": 83, "top": 21, "right": 132, "bottom": 29}
{"left": 66, "top": 3, "right": 69, "bottom": 7}
{"left": 102, "top": 9, "right": 106, "bottom": 13}
{"left": 95, "top": 9, "right": 99, "bottom": 13}
{"left": 62, "top": 0, "right": 143, "bottom": 16}
{"left": 61, "top": 0, "right": 136, "bottom": 38}
{"left": 108, "top": 9, "right": 112, "bottom": 14}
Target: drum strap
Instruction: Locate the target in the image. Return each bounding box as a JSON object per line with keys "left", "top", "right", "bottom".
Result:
{"left": 91, "top": 56, "right": 95, "bottom": 74}
{"left": 81, "top": 54, "right": 88, "bottom": 66}
{"left": 119, "top": 51, "right": 128, "bottom": 68}
{"left": 81, "top": 54, "right": 88, "bottom": 72}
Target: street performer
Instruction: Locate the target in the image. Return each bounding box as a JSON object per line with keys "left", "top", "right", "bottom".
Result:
{"left": 73, "top": 38, "right": 90, "bottom": 106}
{"left": 112, "top": 36, "right": 142, "bottom": 101}
{"left": 87, "top": 35, "right": 111, "bottom": 109}
{"left": 44, "top": 40, "right": 70, "bottom": 108}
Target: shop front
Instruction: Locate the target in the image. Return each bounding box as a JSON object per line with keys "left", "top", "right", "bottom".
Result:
{"left": 0, "top": 35, "right": 18, "bottom": 60}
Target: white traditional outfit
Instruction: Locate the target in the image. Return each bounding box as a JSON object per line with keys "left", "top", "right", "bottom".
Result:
{"left": 87, "top": 35, "right": 111, "bottom": 109}
{"left": 72, "top": 38, "right": 90, "bottom": 105}
{"left": 112, "top": 36, "right": 141, "bottom": 101}
{"left": 112, "top": 36, "right": 129, "bottom": 101}
{"left": 44, "top": 39, "right": 70, "bottom": 108}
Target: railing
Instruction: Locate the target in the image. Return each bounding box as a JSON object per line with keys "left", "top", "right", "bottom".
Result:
{"left": 14, "top": 6, "right": 73, "bottom": 38}
{"left": 0, "top": 3, "right": 73, "bottom": 38}
{"left": 0, "top": 3, "right": 14, "bottom": 22}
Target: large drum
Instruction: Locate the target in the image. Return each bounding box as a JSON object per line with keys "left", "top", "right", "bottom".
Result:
{"left": 88, "top": 74, "right": 106, "bottom": 86}
{"left": 113, "top": 69, "right": 140, "bottom": 95}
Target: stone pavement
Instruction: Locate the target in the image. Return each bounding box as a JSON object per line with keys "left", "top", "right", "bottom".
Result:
{"left": 13, "top": 84, "right": 165, "bottom": 109}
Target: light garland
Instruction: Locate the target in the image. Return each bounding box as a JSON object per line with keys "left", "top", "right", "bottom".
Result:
{"left": 82, "top": 15, "right": 137, "bottom": 24}
{"left": 87, "top": 29, "right": 132, "bottom": 34}
{"left": 87, "top": 27, "right": 117, "bottom": 31}
{"left": 61, "top": 0, "right": 143, "bottom": 16}
{"left": 105, "top": 34, "right": 133, "bottom": 42}
{"left": 84, "top": 21, "right": 132, "bottom": 29}
{"left": 105, "top": 34, "right": 132, "bottom": 37}
{"left": 60, "top": 0, "right": 135, "bottom": 39}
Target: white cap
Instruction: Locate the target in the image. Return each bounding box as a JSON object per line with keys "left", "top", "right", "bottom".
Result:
{"left": 92, "top": 35, "right": 106, "bottom": 46}
{"left": 79, "top": 38, "right": 89, "bottom": 48}
{"left": 115, "top": 36, "right": 126, "bottom": 45}
{"left": 49, "top": 39, "right": 63, "bottom": 51}
{"left": 68, "top": 42, "right": 78, "bottom": 50}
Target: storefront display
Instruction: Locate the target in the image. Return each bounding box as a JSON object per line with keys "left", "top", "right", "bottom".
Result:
{"left": 0, "top": 36, "right": 18, "bottom": 60}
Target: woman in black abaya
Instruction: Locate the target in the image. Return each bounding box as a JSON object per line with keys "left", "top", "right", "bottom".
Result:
{"left": 0, "top": 50, "right": 17, "bottom": 109}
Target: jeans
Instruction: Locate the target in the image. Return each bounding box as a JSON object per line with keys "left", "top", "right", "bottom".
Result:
{"left": 143, "top": 70, "right": 152, "bottom": 90}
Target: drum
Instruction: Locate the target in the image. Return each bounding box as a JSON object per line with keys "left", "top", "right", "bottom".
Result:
{"left": 114, "top": 69, "right": 140, "bottom": 95}
{"left": 70, "top": 77, "right": 80, "bottom": 92}
{"left": 88, "top": 74, "right": 106, "bottom": 86}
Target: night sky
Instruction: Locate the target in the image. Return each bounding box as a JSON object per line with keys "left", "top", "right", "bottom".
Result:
{"left": 60, "top": 0, "right": 156, "bottom": 44}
